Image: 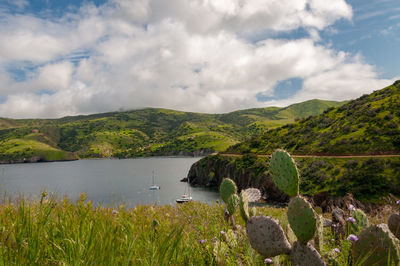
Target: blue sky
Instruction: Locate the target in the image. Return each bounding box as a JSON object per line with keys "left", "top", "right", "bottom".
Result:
{"left": 0, "top": 0, "right": 399, "bottom": 118}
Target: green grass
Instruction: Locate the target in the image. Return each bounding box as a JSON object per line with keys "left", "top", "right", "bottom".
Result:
{"left": 0, "top": 100, "right": 345, "bottom": 162}
{"left": 0, "top": 139, "right": 76, "bottom": 162}
{"left": 229, "top": 81, "right": 400, "bottom": 155}
{"left": 0, "top": 194, "right": 394, "bottom": 265}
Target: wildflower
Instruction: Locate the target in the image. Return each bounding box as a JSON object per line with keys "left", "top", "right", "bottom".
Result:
{"left": 397, "top": 200, "right": 400, "bottom": 205}
{"left": 199, "top": 239, "right": 205, "bottom": 244}
{"left": 264, "top": 258, "right": 273, "bottom": 264}
{"left": 348, "top": 204, "right": 355, "bottom": 211}
{"left": 212, "top": 237, "right": 217, "bottom": 243}
{"left": 347, "top": 234, "right": 358, "bottom": 242}
{"left": 333, "top": 248, "right": 340, "bottom": 253}
{"left": 220, "top": 230, "right": 225, "bottom": 235}
{"left": 347, "top": 217, "right": 356, "bottom": 223}
{"left": 112, "top": 209, "right": 118, "bottom": 215}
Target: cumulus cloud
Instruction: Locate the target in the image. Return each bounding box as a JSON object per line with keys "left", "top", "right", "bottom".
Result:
{"left": 0, "top": 0, "right": 395, "bottom": 118}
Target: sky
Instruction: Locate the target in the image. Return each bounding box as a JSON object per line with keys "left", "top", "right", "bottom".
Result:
{"left": 0, "top": 0, "right": 399, "bottom": 118}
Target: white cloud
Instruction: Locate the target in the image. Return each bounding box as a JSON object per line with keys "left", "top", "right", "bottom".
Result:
{"left": 0, "top": 0, "right": 395, "bottom": 118}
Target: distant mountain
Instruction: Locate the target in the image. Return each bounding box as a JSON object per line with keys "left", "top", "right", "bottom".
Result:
{"left": 228, "top": 81, "right": 400, "bottom": 155}
{"left": 0, "top": 99, "right": 346, "bottom": 162}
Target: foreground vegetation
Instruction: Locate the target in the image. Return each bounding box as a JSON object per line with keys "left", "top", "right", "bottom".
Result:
{"left": 0, "top": 99, "right": 344, "bottom": 162}
{"left": 0, "top": 194, "right": 394, "bottom": 265}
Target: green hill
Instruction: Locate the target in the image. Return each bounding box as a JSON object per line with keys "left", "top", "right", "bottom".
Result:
{"left": 228, "top": 81, "right": 400, "bottom": 155}
{"left": 0, "top": 100, "right": 345, "bottom": 162}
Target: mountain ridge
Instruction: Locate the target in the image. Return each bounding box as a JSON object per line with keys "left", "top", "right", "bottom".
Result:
{"left": 227, "top": 81, "right": 400, "bottom": 155}
{"left": 0, "top": 99, "right": 345, "bottom": 162}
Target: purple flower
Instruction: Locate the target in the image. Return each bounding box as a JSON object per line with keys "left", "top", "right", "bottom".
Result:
{"left": 264, "top": 258, "right": 273, "bottom": 264}
{"left": 347, "top": 217, "right": 356, "bottom": 223}
{"left": 347, "top": 234, "right": 358, "bottom": 242}
{"left": 199, "top": 239, "right": 205, "bottom": 244}
{"left": 348, "top": 204, "right": 355, "bottom": 211}
{"left": 333, "top": 248, "right": 340, "bottom": 253}
{"left": 397, "top": 200, "right": 400, "bottom": 205}
{"left": 220, "top": 230, "right": 225, "bottom": 235}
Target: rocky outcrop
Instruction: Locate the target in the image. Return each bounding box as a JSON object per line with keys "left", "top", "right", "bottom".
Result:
{"left": 187, "top": 154, "right": 400, "bottom": 213}
{"left": 187, "top": 154, "right": 290, "bottom": 203}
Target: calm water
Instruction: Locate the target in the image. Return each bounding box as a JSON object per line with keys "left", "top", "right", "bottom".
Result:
{"left": 0, "top": 157, "right": 219, "bottom": 207}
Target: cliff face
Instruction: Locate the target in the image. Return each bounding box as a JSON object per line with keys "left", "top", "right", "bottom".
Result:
{"left": 187, "top": 154, "right": 290, "bottom": 203}
{"left": 187, "top": 154, "right": 400, "bottom": 212}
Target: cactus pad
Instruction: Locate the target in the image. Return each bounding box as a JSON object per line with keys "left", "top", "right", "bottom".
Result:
{"left": 346, "top": 208, "right": 369, "bottom": 236}
{"left": 239, "top": 190, "right": 249, "bottom": 222}
{"left": 270, "top": 149, "right": 299, "bottom": 196}
{"left": 287, "top": 196, "right": 317, "bottom": 244}
{"left": 227, "top": 194, "right": 239, "bottom": 216}
{"left": 290, "top": 242, "right": 326, "bottom": 266}
{"left": 220, "top": 178, "right": 237, "bottom": 204}
{"left": 388, "top": 213, "right": 400, "bottom": 240}
{"left": 246, "top": 216, "right": 291, "bottom": 257}
{"left": 213, "top": 240, "right": 229, "bottom": 264}
{"left": 352, "top": 224, "right": 400, "bottom": 265}
{"left": 249, "top": 207, "right": 257, "bottom": 217}
{"left": 243, "top": 188, "right": 261, "bottom": 203}
{"left": 314, "top": 215, "right": 324, "bottom": 252}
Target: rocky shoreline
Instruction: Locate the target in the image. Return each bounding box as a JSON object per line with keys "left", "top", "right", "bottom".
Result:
{"left": 187, "top": 154, "right": 400, "bottom": 214}
{"left": 0, "top": 156, "right": 79, "bottom": 164}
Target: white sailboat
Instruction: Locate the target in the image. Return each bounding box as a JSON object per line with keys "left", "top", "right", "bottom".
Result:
{"left": 149, "top": 171, "right": 160, "bottom": 190}
{"left": 176, "top": 182, "right": 192, "bottom": 203}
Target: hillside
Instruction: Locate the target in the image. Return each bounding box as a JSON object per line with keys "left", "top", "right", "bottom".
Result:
{"left": 228, "top": 81, "right": 400, "bottom": 155}
{"left": 0, "top": 100, "right": 344, "bottom": 162}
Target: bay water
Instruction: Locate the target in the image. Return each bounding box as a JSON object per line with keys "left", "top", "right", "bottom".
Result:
{"left": 0, "top": 157, "right": 219, "bottom": 207}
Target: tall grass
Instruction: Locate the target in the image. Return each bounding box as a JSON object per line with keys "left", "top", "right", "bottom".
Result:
{"left": 0, "top": 194, "right": 238, "bottom": 264}
{"left": 0, "top": 194, "right": 390, "bottom": 265}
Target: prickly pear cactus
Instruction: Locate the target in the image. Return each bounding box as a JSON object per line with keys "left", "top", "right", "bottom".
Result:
{"left": 220, "top": 178, "right": 237, "bottom": 204}
{"left": 227, "top": 194, "right": 239, "bottom": 216}
{"left": 287, "top": 196, "right": 317, "bottom": 244}
{"left": 213, "top": 240, "right": 229, "bottom": 264}
{"left": 388, "top": 213, "right": 400, "bottom": 240}
{"left": 224, "top": 229, "right": 238, "bottom": 248}
{"left": 249, "top": 207, "right": 257, "bottom": 217}
{"left": 352, "top": 224, "right": 400, "bottom": 265}
{"left": 239, "top": 190, "right": 249, "bottom": 222}
{"left": 270, "top": 149, "right": 299, "bottom": 197}
{"left": 313, "top": 215, "right": 324, "bottom": 252}
{"left": 290, "top": 242, "right": 326, "bottom": 266}
{"left": 346, "top": 208, "right": 369, "bottom": 236}
{"left": 246, "top": 216, "right": 291, "bottom": 257}
{"left": 243, "top": 188, "right": 261, "bottom": 203}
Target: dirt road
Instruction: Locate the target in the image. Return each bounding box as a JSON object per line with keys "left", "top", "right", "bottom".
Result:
{"left": 217, "top": 153, "right": 400, "bottom": 158}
